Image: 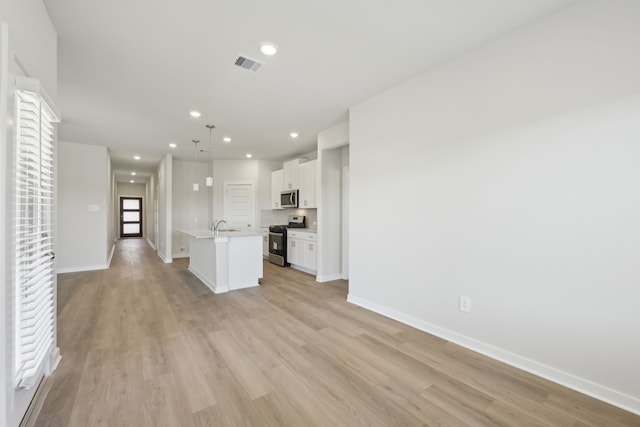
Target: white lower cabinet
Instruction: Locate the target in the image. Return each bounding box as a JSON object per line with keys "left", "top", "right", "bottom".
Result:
{"left": 287, "top": 231, "right": 317, "bottom": 273}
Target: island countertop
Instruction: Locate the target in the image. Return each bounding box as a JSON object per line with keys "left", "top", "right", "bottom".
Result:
{"left": 179, "top": 229, "right": 262, "bottom": 239}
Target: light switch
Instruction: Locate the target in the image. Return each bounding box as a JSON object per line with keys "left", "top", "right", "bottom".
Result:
{"left": 88, "top": 204, "right": 100, "bottom": 212}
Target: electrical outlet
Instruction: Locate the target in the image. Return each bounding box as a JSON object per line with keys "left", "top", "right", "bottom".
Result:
{"left": 459, "top": 296, "right": 471, "bottom": 313}
{"left": 179, "top": 247, "right": 185, "bottom": 252}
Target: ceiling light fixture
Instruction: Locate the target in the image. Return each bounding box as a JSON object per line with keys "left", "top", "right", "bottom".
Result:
{"left": 290, "top": 132, "right": 299, "bottom": 139}
{"left": 245, "top": 153, "right": 253, "bottom": 158}
{"left": 131, "top": 172, "right": 136, "bottom": 176}
{"left": 130, "top": 180, "right": 135, "bottom": 183}
{"left": 205, "top": 124, "right": 215, "bottom": 187}
{"left": 190, "top": 110, "right": 201, "bottom": 118}
{"left": 223, "top": 137, "right": 231, "bottom": 143}
{"left": 133, "top": 155, "right": 141, "bottom": 160}
{"left": 260, "top": 43, "right": 278, "bottom": 56}
{"left": 192, "top": 139, "right": 200, "bottom": 191}
{"left": 169, "top": 142, "right": 177, "bottom": 148}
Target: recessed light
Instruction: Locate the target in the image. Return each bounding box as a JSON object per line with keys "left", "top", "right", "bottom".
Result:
{"left": 190, "top": 110, "right": 201, "bottom": 118}
{"left": 245, "top": 153, "right": 253, "bottom": 158}
{"left": 130, "top": 180, "right": 135, "bottom": 183}
{"left": 260, "top": 43, "right": 278, "bottom": 56}
{"left": 131, "top": 172, "right": 136, "bottom": 176}
{"left": 169, "top": 143, "right": 177, "bottom": 148}
{"left": 133, "top": 155, "right": 141, "bottom": 160}
{"left": 290, "top": 132, "right": 299, "bottom": 138}
{"left": 223, "top": 137, "right": 231, "bottom": 143}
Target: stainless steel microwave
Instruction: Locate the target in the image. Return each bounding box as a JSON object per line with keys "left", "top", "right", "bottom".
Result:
{"left": 280, "top": 189, "right": 298, "bottom": 208}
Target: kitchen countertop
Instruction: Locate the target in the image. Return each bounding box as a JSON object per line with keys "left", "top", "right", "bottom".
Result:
{"left": 180, "top": 229, "right": 262, "bottom": 239}
{"left": 260, "top": 226, "right": 317, "bottom": 233}
{"left": 290, "top": 228, "right": 317, "bottom": 233}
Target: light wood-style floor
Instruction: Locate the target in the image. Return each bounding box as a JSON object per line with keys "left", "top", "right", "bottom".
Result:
{"left": 34, "top": 238, "right": 638, "bottom": 426}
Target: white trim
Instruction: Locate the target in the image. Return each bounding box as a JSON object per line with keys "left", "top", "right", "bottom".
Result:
{"left": 171, "top": 253, "right": 189, "bottom": 259}
{"left": 146, "top": 238, "right": 155, "bottom": 250}
{"left": 157, "top": 251, "right": 172, "bottom": 264}
{"left": 315, "top": 273, "right": 342, "bottom": 282}
{"left": 56, "top": 264, "right": 109, "bottom": 274}
{"left": 346, "top": 294, "right": 640, "bottom": 416}
{"left": 14, "top": 75, "right": 61, "bottom": 121}
{"left": 188, "top": 265, "right": 217, "bottom": 293}
{"left": 0, "top": 22, "right": 9, "bottom": 427}
{"left": 107, "top": 243, "right": 115, "bottom": 267}
{"left": 289, "top": 264, "right": 317, "bottom": 276}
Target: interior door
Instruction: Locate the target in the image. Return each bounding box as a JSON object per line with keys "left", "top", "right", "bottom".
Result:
{"left": 223, "top": 182, "right": 254, "bottom": 231}
{"left": 120, "top": 197, "right": 143, "bottom": 238}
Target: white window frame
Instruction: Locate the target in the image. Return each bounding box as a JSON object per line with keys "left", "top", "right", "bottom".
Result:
{"left": 13, "top": 75, "right": 61, "bottom": 390}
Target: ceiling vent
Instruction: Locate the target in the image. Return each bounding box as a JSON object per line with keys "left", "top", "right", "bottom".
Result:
{"left": 234, "top": 55, "right": 264, "bottom": 72}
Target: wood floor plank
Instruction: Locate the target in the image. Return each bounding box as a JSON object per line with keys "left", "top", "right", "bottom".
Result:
{"left": 32, "top": 238, "right": 640, "bottom": 427}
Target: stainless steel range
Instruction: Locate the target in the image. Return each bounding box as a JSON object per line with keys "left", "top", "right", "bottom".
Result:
{"left": 268, "top": 215, "right": 305, "bottom": 267}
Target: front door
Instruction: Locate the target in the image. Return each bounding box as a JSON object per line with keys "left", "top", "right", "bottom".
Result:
{"left": 120, "top": 197, "right": 143, "bottom": 238}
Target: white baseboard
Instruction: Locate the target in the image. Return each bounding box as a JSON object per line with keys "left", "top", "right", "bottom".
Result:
{"left": 188, "top": 265, "right": 217, "bottom": 293}
{"left": 57, "top": 264, "right": 108, "bottom": 274}
{"left": 107, "top": 243, "right": 115, "bottom": 267}
{"left": 157, "top": 251, "right": 172, "bottom": 263}
{"left": 315, "top": 273, "right": 342, "bottom": 282}
{"left": 289, "top": 264, "right": 317, "bottom": 276}
{"left": 346, "top": 294, "right": 640, "bottom": 416}
{"left": 172, "top": 253, "right": 189, "bottom": 259}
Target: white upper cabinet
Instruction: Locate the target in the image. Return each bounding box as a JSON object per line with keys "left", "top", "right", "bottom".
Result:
{"left": 283, "top": 159, "right": 300, "bottom": 190}
{"left": 271, "top": 169, "right": 284, "bottom": 209}
{"left": 298, "top": 160, "right": 316, "bottom": 208}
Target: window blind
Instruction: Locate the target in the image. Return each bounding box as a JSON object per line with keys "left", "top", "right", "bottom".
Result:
{"left": 14, "top": 87, "right": 60, "bottom": 389}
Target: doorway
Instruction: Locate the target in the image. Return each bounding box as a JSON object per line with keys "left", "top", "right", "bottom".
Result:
{"left": 120, "top": 197, "right": 143, "bottom": 237}
{"left": 223, "top": 182, "right": 254, "bottom": 231}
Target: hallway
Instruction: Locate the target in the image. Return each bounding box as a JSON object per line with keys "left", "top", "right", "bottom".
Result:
{"left": 34, "top": 239, "right": 639, "bottom": 426}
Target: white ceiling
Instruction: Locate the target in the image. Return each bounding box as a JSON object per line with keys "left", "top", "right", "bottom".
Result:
{"left": 43, "top": 0, "right": 576, "bottom": 183}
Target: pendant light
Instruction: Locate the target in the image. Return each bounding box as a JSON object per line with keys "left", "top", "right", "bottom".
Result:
{"left": 205, "top": 124, "right": 215, "bottom": 187}
{"left": 192, "top": 139, "right": 200, "bottom": 191}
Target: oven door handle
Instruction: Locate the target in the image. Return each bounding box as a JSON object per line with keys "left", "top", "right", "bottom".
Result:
{"left": 269, "top": 232, "right": 284, "bottom": 236}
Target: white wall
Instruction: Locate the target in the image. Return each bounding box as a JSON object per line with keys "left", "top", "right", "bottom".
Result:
{"left": 156, "top": 154, "right": 172, "bottom": 262}
{"left": 257, "top": 159, "right": 281, "bottom": 210}
{"left": 107, "top": 156, "right": 116, "bottom": 262}
{"left": 57, "top": 142, "right": 110, "bottom": 272}
{"left": 116, "top": 182, "right": 146, "bottom": 240}
{"left": 0, "top": 0, "right": 57, "bottom": 99}
{"left": 146, "top": 173, "right": 157, "bottom": 248}
{"left": 317, "top": 122, "right": 348, "bottom": 282}
{"left": 172, "top": 159, "right": 209, "bottom": 257}
{"left": 1, "top": 2, "right": 58, "bottom": 425}
{"left": 349, "top": 0, "right": 640, "bottom": 414}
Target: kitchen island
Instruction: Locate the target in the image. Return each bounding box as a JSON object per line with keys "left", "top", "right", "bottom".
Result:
{"left": 180, "top": 229, "right": 263, "bottom": 294}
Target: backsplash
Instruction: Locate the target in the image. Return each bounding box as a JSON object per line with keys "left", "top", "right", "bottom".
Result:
{"left": 260, "top": 208, "right": 317, "bottom": 228}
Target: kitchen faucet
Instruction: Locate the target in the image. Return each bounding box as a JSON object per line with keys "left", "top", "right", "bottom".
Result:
{"left": 210, "top": 219, "right": 227, "bottom": 233}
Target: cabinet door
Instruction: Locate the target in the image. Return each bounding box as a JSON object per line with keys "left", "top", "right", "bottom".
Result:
{"left": 283, "top": 159, "right": 300, "bottom": 190}
{"left": 271, "top": 169, "right": 284, "bottom": 209}
{"left": 299, "top": 160, "right": 316, "bottom": 208}
{"left": 287, "top": 238, "right": 296, "bottom": 264}
{"left": 304, "top": 241, "right": 317, "bottom": 270}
